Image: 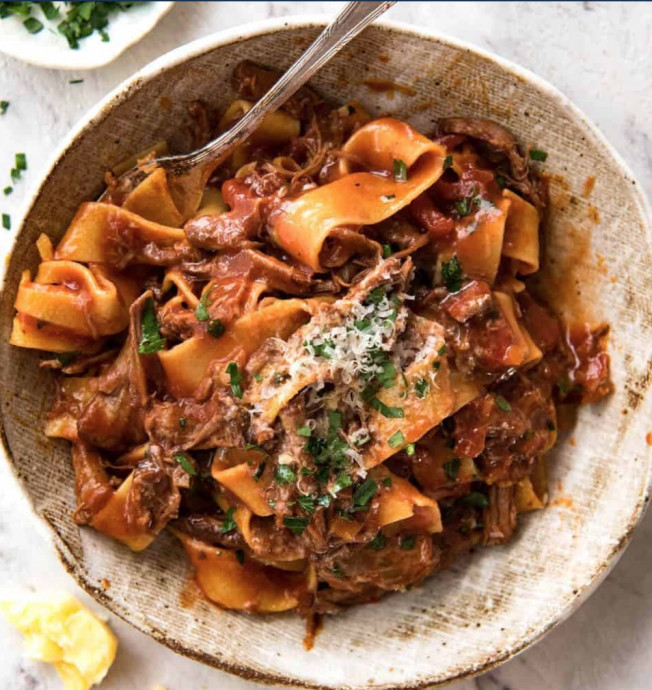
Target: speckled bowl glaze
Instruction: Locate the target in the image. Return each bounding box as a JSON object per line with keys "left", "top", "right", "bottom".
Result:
{"left": 1, "top": 17, "right": 651, "bottom": 690}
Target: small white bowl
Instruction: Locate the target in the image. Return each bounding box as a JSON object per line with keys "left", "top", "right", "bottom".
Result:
{"left": 0, "top": 16, "right": 651, "bottom": 690}
{"left": 0, "top": 1, "right": 174, "bottom": 70}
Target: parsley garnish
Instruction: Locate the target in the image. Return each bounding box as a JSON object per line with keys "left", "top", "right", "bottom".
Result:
{"left": 297, "top": 425, "right": 312, "bottom": 437}
{"left": 283, "top": 516, "right": 310, "bottom": 535}
{"left": 546, "top": 419, "right": 556, "bottom": 431}
{"left": 137, "top": 297, "right": 166, "bottom": 354}
{"left": 529, "top": 149, "right": 548, "bottom": 162}
{"left": 253, "top": 460, "right": 266, "bottom": 482}
{"left": 443, "top": 155, "right": 453, "bottom": 170}
{"left": 463, "top": 492, "right": 490, "bottom": 509}
{"left": 301, "top": 467, "right": 316, "bottom": 477}
{"left": 4, "top": 186, "right": 13, "bottom": 195}
{"left": 366, "top": 287, "right": 387, "bottom": 305}
{"left": 388, "top": 430, "right": 406, "bottom": 448}
{"left": 400, "top": 535, "right": 415, "bottom": 550}
{"left": 0, "top": 101, "right": 9, "bottom": 115}
{"left": 495, "top": 174, "right": 506, "bottom": 189}
{"left": 405, "top": 443, "right": 415, "bottom": 456}
{"left": 15, "top": 152, "right": 26, "bottom": 171}
{"left": 393, "top": 158, "right": 408, "bottom": 182}
{"left": 353, "top": 479, "right": 378, "bottom": 506}
{"left": 207, "top": 319, "right": 224, "bottom": 338}
{"left": 381, "top": 194, "right": 396, "bottom": 202}
{"left": 368, "top": 533, "right": 386, "bottom": 551}
{"left": 316, "top": 494, "right": 332, "bottom": 507}
{"left": 331, "top": 471, "right": 353, "bottom": 496}
{"left": 2, "top": 213, "right": 10, "bottom": 230}
{"left": 69, "top": 78, "right": 84, "bottom": 84}
{"left": 495, "top": 395, "right": 512, "bottom": 412}
{"left": 415, "top": 378, "right": 429, "bottom": 398}
{"left": 221, "top": 507, "right": 237, "bottom": 533}
{"left": 305, "top": 339, "right": 334, "bottom": 359}
{"left": 369, "top": 396, "right": 404, "bottom": 418}
{"left": 441, "top": 256, "right": 464, "bottom": 293}
{"left": 274, "top": 465, "right": 296, "bottom": 485}
{"left": 296, "top": 494, "right": 316, "bottom": 514}
{"left": 23, "top": 16, "right": 43, "bottom": 33}
{"left": 195, "top": 286, "right": 213, "bottom": 321}
{"left": 443, "top": 458, "right": 461, "bottom": 480}
{"left": 382, "top": 243, "right": 393, "bottom": 258}
{"left": 381, "top": 476, "right": 392, "bottom": 488}
{"left": 438, "top": 344, "right": 447, "bottom": 356}
{"left": 173, "top": 451, "right": 196, "bottom": 476}
{"left": 254, "top": 373, "right": 263, "bottom": 382}
{"left": 178, "top": 417, "right": 186, "bottom": 428}
{"left": 225, "top": 362, "right": 243, "bottom": 398}
{"left": 332, "top": 564, "right": 345, "bottom": 578}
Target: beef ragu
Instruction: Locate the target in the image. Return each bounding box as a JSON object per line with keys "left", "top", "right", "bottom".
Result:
{"left": 10, "top": 61, "right": 612, "bottom": 619}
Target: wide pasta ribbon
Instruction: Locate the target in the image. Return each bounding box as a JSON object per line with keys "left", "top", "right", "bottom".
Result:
{"left": 270, "top": 118, "right": 446, "bottom": 271}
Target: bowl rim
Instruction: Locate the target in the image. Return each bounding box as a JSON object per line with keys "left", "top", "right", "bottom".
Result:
{"left": 1, "top": 14, "right": 651, "bottom": 690}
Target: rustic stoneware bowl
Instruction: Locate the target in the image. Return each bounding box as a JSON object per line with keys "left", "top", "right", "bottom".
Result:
{"left": 1, "top": 17, "right": 651, "bottom": 690}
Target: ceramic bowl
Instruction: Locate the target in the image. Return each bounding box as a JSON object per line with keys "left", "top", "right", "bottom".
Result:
{"left": 1, "top": 17, "right": 651, "bottom": 690}
{"left": 0, "top": 1, "right": 174, "bottom": 70}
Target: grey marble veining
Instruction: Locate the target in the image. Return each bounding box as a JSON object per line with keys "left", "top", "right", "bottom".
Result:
{"left": 0, "top": 2, "right": 651, "bottom": 689}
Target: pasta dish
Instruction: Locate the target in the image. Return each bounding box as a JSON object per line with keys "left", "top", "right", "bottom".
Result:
{"left": 9, "top": 61, "right": 612, "bottom": 618}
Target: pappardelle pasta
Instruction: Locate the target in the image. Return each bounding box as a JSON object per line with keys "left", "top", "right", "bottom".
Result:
{"left": 11, "top": 61, "right": 612, "bottom": 619}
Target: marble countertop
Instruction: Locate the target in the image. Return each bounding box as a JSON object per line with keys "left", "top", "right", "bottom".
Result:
{"left": 1, "top": 2, "right": 651, "bottom": 689}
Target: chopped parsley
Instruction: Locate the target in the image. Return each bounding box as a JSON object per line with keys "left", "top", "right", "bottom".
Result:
{"left": 296, "top": 494, "right": 316, "bottom": 515}
{"left": 3, "top": 187, "right": 12, "bottom": 195}
{"left": 137, "top": 297, "right": 166, "bottom": 354}
{"left": 438, "top": 344, "right": 447, "bottom": 356}
{"left": 253, "top": 460, "right": 266, "bottom": 482}
{"left": 297, "top": 425, "right": 312, "bottom": 437}
{"left": 443, "top": 457, "right": 461, "bottom": 481}
{"left": 254, "top": 373, "right": 264, "bottom": 382}
{"left": 23, "top": 16, "right": 43, "bottom": 33}
{"left": 15, "top": 153, "right": 26, "bottom": 172}
{"left": 331, "top": 471, "right": 353, "bottom": 496}
{"left": 56, "top": 351, "right": 79, "bottom": 366}
{"left": 221, "top": 507, "right": 237, "bottom": 533}
{"left": 382, "top": 243, "right": 393, "bottom": 258}
{"left": 225, "top": 362, "right": 243, "bottom": 398}
{"left": 368, "top": 533, "right": 387, "bottom": 551}
{"left": 443, "top": 155, "right": 453, "bottom": 170}
{"left": 301, "top": 467, "right": 316, "bottom": 477}
{"left": 283, "top": 516, "right": 310, "bottom": 535}
{"left": 400, "top": 535, "right": 415, "bottom": 550}
{"left": 207, "top": 319, "right": 224, "bottom": 337}
{"left": 366, "top": 287, "right": 387, "bottom": 305}
{"left": 274, "top": 464, "right": 296, "bottom": 485}
{"left": 415, "top": 378, "right": 429, "bottom": 398}
{"left": 495, "top": 174, "right": 506, "bottom": 189}
{"left": 495, "top": 395, "right": 512, "bottom": 412}
{"left": 303, "top": 411, "right": 350, "bottom": 475}
{"left": 381, "top": 476, "right": 392, "bottom": 488}
{"left": 353, "top": 479, "right": 378, "bottom": 506}
{"left": 441, "top": 256, "right": 464, "bottom": 293}
{"left": 0, "top": 101, "right": 9, "bottom": 115}
{"left": 381, "top": 194, "right": 396, "bottom": 202}
{"left": 195, "top": 286, "right": 213, "bottom": 321}
{"left": 454, "top": 196, "right": 472, "bottom": 217}
{"left": 173, "top": 451, "right": 196, "bottom": 476}
{"left": 405, "top": 443, "right": 415, "bottom": 456}
{"left": 332, "top": 564, "right": 345, "bottom": 579}
{"left": 529, "top": 149, "right": 548, "bottom": 162}
{"left": 315, "top": 494, "right": 332, "bottom": 508}
{"left": 2, "top": 213, "right": 10, "bottom": 230}
{"left": 305, "top": 339, "right": 334, "bottom": 359}
{"left": 393, "top": 158, "right": 408, "bottom": 182}
{"left": 388, "top": 430, "right": 406, "bottom": 448}
{"left": 178, "top": 417, "right": 187, "bottom": 428}
{"left": 546, "top": 419, "right": 556, "bottom": 432}
{"left": 69, "top": 78, "right": 84, "bottom": 84}
{"left": 368, "top": 395, "right": 404, "bottom": 419}
{"left": 463, "top": 491, "right": 490, "bottom": 509}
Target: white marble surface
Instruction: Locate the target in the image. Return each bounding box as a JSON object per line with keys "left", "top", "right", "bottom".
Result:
{"left": 0, "top": 2, "right": 651, "bottom": 689}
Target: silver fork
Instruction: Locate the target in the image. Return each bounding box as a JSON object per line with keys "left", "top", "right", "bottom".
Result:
{"left": 106, "top": 1, "right": 396, "bottom": 219}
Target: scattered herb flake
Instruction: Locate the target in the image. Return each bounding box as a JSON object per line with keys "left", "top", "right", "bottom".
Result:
{"left": 463, "top": 491, "right": 490, "bottom": 509}
{"left": 0, "top": 101, "right": 9, "bottom": 115}
{"left": 195, "top": 286, "right": 213, "bottom": 321}
{"left": 297, "top": 425, "right": 312, "bottom": 437}
{"left": 253, "top": 460, "right": 266, "bottom": 482}
{"left": 369, "top": 397, "right": 404, "bottom": 419}
{"left": 353, "top": 479, "right": 378, "bottom": 506}
{"left": 178, "top": 417, "right": 186, "bottom": 429}
{"left": 225, "top": 362, "right": 243, "bottom": 398}
{"left": 331, "top": 471, "right": 353, "bottom": 496}
{"left": 441, "top": 256, "right": 464, "bottom": 292}
{"left": 68, "top": 78, "right": 84, "bottom": 84}
{"left": 438, "top": 344, "right": 447, "bottom": 356}
{"left": 495, "top": 174, "right": 505, "bottom": 189}
{"left": 388, "top": 430, "right": 406, "bottom": 448}
{"left": 274, "top": 464, "right": 296, "bottom": 485}
{"left": 207, "top": 318, "right": 224, "bottom": 338}
{"left": 296, "top": 494, "right": 316, "bottom": 515}
{"left": 15, "top": 153, "right": 26, "bottom": 171}
{"left": 405, "top": 443, "right": 415, "bottom": 456}
{"left": 23, "top": 16, "right": 43, "bottom": 33}
{"left": 173, "top": 451, "right": 196, "bottom": 476}
{"left": 283, "top": 516, "right": 310, "bottom": 535}
{"left": 443, "top": 457, "right": 461, "bottom": 481}
{"left": 495, "top": 395, "right": 512, "bottom": 412}
{"left": 316, "top": 494, "right": 332, "bottom": 507}
{"left": 332, "top": 564, "right": 345, "bottom": 578}
{"left": 381, "top": 476, "right": 392, "bottom": 488}
{"left": 368, "top": 533, "right": 387, "bottom": 551}
{"left": 221, "top": 507, "right": 237, "bottom": 533}
{"left": 393, "top": 158, "right": 408, "bottom": 182}
{"left": 443, "top": 155, "right": 453, "bottom": 170}
{"left": 415, "top": 378, "right": 429, "bottom": 398}
{"left": 382, "top": 243, "right": 392, "bottom": 258}
{"left": 381, "top": 194, "right": 396, "bottom": 202}
{"left": 529, "top": 149, "right": 548, "bottom": 162}
{"left": 546, "top": 419, "right": 556, "bottom": 431}
{"left": 3, "top": 186, "right": 12, "bottom": 195}
{"left": 137, "top": 297, "right": 166, "bottom": 354}
{"left": 301, "top": 467, "right": 316, "bottom": 477}
{"left": 400, "top": 535, "right": 415, "bottom": 550}
{"left": 254, "top": 373, "right": 264, "bottom": 382}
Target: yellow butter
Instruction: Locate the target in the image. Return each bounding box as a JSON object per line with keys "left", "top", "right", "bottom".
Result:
{"left": 0, "top": 591, "right": 117, "bottom": 690}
